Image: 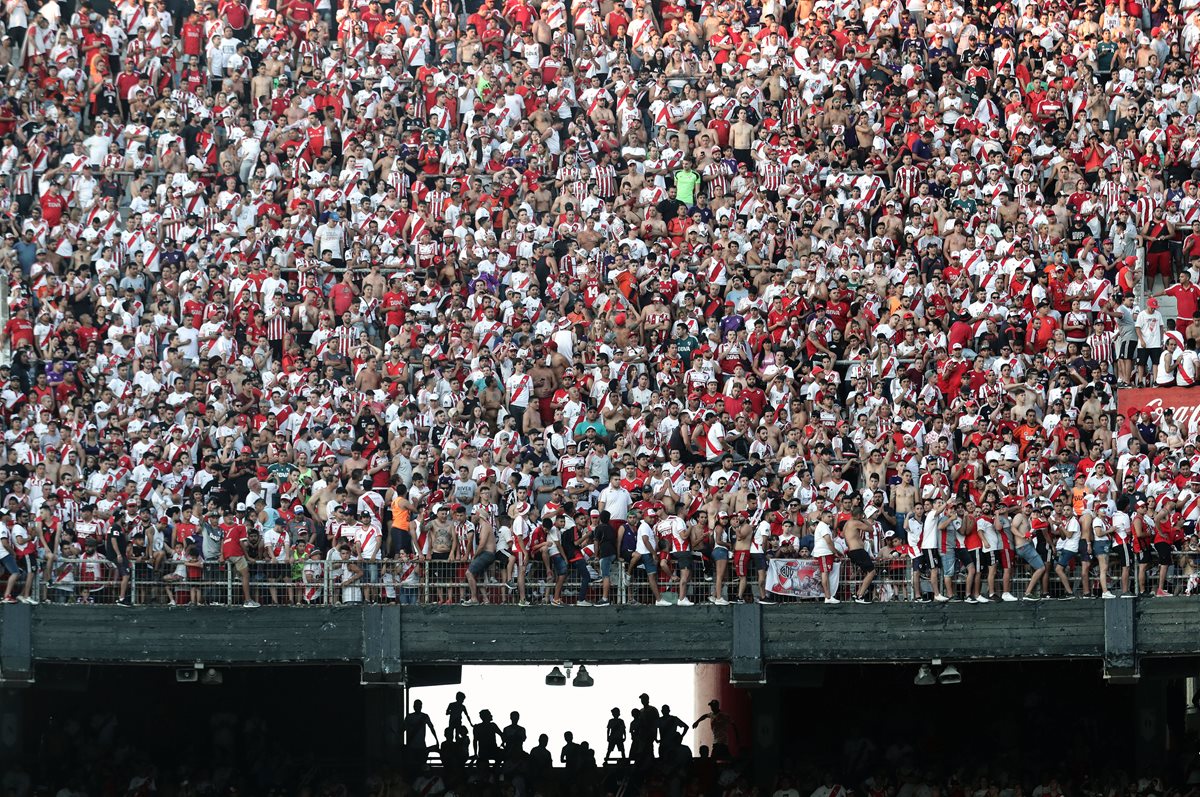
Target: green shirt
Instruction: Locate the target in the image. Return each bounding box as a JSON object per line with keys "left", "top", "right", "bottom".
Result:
{"left": 675, "top": 170, "right": 701, "bottom": 204}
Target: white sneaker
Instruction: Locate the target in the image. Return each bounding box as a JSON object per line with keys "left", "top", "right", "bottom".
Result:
{"left": 933, "top": 594, "right": 950, "bottom": 602}
{"left": 577, "top": 600, "right": 593, "bottom": 607}
{"left": 824, "top": 597, "right": 840, "bottom": 604}
{"left": 676, "top": 598, "right": 693, "bottom": 606}
{"left": 715, "top": 598, "right": 730, "bottom": 606}
{"left": 654, "top": 599, "right": 671, "bottom": 606}
{"left": 243, "top": 600, "right": 261, "bottom": 608}
{"left": 1001, "top": 593, "right": 1018, "bottom": 602}
{"left": 1102, "top": 591, "right": 1117, "bottom": 599}
{"left": 963, "top": 596, "right": 977, "bottom": 604}
{"left": 16, "top": 596, "right": 31, "bottom": 604}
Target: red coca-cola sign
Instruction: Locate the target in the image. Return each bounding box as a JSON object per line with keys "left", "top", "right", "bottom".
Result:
{"left": 1118, "top": 387, "right": 1200, "bottom": 424}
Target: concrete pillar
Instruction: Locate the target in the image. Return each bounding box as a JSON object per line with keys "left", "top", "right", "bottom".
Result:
{"left": 364, "top": 687, "right": 405, "bottom": 768}
{"left": 1134, "top": 678, "right": 1185, "bottom": 776}
{"left": 0, "top": 688, "right": 22, "bottom": 765}
{"left": 749, "top": 686, "right": 780, "bottom": 788}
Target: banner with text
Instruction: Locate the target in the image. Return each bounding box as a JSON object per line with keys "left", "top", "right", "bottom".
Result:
{"left": 1118, "top": 387, "right": 1200, "bottom": 429}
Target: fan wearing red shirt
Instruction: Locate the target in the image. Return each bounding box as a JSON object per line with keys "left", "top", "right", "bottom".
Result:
{"left": 180, "top": 14, "right": 205, "bottom": 56}
{"left": 39, "top": 184, "right": 67, "bottom": 227}
{"left": 1, "top": 307, "right": 34, "bottom": 351}
{"left": 1158, "top": 272, "right": 1200, "bottom": 330}
{"left": 220, "top": 505, "right": 257, "bottom": 606}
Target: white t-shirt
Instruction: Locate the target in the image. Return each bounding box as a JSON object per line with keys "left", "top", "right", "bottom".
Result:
{"left": 811, "top": 521, "right": 835, "bottom": 557}
{"left": 599, "top": 486, "right": 632, "bottom": 521}
{"left": 634, "top": 520, "right": 657, "bottom": 555}
{"left": 1136, "top": 309, "right": 1165, "bottom": 348}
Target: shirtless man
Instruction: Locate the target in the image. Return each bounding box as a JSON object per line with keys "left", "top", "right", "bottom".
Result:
{"left": 733, "top": 518, "right": 754, "bottom": 603}
{"left": 1010, "top": 501, "right": 1048, "bottom": 600}
{"left": 463, "top": 508, "right": 497, "bottom": 605}
{"left": 844, "top": 510, "right": 877, "bottom": 603}
{"left": 530, "top": 354, "right": 560, "bottom": 429}
{"left": 427, "top": 503, "right": 457, "bottom": 605}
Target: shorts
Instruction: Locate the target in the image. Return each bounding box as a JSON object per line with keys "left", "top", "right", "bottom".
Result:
{"left": 1114, "top": 541, "right": 1133, "bottom": 567}
{"left": 712, "top": 547, "right": 729, "bottom": 561}
{"left": 1034, "top": 537, "right": 1050, "bottom": 564}
{"left": 1117, "top": 339, "right": 1137, "bottom": 361}
{"left": 815, "top": 554, "right": 835, "bottom": 574}
{"left": 672, "top": 551, "right": 692, "bottom": 571}
{"left": 956, "top": 548, "right": 976, "bottom": 571}
{"left": 1138, "top": 347, "right": 1162, "bottom": 369}
{"left": 0, "top": 554, "right": 16, "bottom": 575}
{"left": 640, "top": 557, "right": 658, "bottom": 575}
{"left": 847, "top": 548, "right": 875, "bottom": 574}
{"left": 919, "top": 549, "right": 942, "bottom": 573}
{"left": 468, "top": 550, "right": 496, "bottom": 577}
{"left": 995, "top": 549, "right": 1015, "bottom": 570}
{"left": 495, "top": 550, "right": 514, "bottom": 567}
{"left": 750, "top": 553, "right": 767, "bottom": 573}
{"left": 940, "top": 551, "right": 958, "bottom": 575}
{"left": 1092, "top": 538, "right": 1111, "bottom": 557}
{"left": 599, "top": 555, "right": 616, "bottom": 579}
{"left": 1057, "top": 549, "right": 1081, "bottom": 569}
{"left": 431, "top": 551, "right": 452, "bottom": 582}
{"left": 226, "top": 556, "right": 249, "bottom": 575}
{"left": 1154, "top": 542, "right": 1175, "bottom": 564}
{"left": 732, "top": 550, "right": 750, "bottom": 578}
{"left": 550, "top": 554, "right": 568, "bottom": 577}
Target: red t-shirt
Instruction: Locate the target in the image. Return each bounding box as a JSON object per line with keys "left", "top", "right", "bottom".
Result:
{"left": 220, "top": 522, "right": 248, "bottom": 559}
{"left": 4, "top": 317, "right": 33, "bottom": 349}
{"left": 1166, "top": 283, "right": 1200, "bottom": 321}
{"left": 40, "top": 192, "right": 66, "bottom": 227}
{"left": 330, "top": 283, "right": 355, "bottom": 315}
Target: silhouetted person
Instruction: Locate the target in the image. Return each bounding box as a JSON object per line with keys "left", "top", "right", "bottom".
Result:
{"left": 630, "top": 707, "right": 653, "bottom": 765}
{"left": 579, "top": 741, "right": 598, "bottom": 775}
{"left": 638, "top": 693, "right": 660, "bottom": 734}
{"left": 605, "top": 707, "right": 627, "bottom": 762}
{"left": 403, "top": 699, "right": 437, "bottom": 771}
{"left": 473, "top": 709, "right": 503, "bottom": 768}
{"left": 692, "top": 699, "right": 738, "bottom": 760}
{"left": 440, "top": 727, "right": 467, "bottom": 773}
{"left": 658, "top": 705, "right": 688, "bottom": 756}
{"left": 561, "top": 730, "right": 582, "bottom": 777}
{"left": 528, "top": 733, "right": 553, "bottom": 787}
{"left": 503, "top": 711, "right": 528, "bottom": 761}
{"left": 446, "top": 691, "right": 472, "bottom": 742}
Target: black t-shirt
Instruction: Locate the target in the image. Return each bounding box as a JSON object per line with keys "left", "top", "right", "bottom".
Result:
{"left": 105, "top": 526, "right": 128, "bottom": 561}
{"left": 596, "top": 521, "right": 618, "bottom": 559}
{"left": 0, "top": 462, "right": 29, "bottom": 494}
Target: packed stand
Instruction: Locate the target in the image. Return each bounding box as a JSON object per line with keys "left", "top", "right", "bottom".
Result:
{"left": 2, "top": 0, "right": 1200, "bottom": 608}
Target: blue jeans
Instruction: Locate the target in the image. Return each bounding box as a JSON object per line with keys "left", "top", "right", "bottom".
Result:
{"left": 573, "top": 559, "right": 592, "bottom": 602}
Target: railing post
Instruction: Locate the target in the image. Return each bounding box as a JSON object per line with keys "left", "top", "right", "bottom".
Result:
{"left": 130, "top": 565, "right": 137, "bottom": 606}
{"left": 0, "top": 271, "right": 9, "bottom": 367}
{"left": 422, "top": 559, "right": 430, "bottom": 605}
{"left": 225, "top": 563, "right": 233, "bottom": 606}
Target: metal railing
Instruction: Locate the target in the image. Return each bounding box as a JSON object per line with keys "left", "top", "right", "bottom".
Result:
{"left": 23, "top": 552, "right": 1200, "bottom": 606}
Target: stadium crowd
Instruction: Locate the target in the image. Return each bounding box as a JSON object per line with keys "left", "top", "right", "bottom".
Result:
{"left": 2, "top": 0, "right": 1200, "bottom": 609}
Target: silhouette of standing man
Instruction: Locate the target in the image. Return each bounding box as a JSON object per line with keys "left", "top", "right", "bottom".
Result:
{"left": 403, "top": 699, "right": 437, "bottom": 772}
